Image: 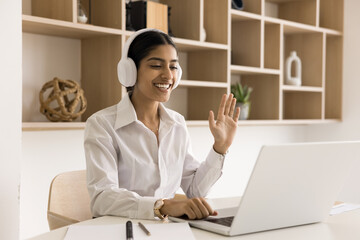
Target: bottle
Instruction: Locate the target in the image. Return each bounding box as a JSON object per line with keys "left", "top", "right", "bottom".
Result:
{"left": 77, "top": 0, "right": 88, "bottom": 24}
{"left": 285, "top": 51, "right": 302, "bottom": 86}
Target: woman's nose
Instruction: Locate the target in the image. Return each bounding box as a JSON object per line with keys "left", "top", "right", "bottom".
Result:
{"left": 161, "top": 66, "right": 173, "bottom": 80}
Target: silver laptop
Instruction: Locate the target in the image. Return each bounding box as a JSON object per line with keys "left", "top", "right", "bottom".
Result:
{"left": 170, "top": 141, "right": 360, "bottom": 236}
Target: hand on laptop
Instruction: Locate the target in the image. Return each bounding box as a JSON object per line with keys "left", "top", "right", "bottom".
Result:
{"left": 161, "top": 197, "right": 218, "bottom": 220}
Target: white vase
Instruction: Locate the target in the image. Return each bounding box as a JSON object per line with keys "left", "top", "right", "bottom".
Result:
{"left": 236, "top": 102, "right": 250, "bottom": 120}
{"left": 285, "top": 51, "right": 302, "bottom": 86}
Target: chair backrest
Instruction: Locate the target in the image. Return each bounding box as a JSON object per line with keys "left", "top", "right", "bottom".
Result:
{"left": 47, "top": 170, "right": 92, "bottom": 230}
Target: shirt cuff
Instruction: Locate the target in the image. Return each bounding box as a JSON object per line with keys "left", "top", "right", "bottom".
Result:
{"left": 137, "top": 196, "right": 158, "bottom": 219}
{"left": 206, "top": 147, "right": 226, "bottom": 169}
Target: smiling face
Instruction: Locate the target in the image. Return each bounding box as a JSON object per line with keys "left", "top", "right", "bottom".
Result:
{"left": 133, "top": 44, "right": 179, "bottom": 103}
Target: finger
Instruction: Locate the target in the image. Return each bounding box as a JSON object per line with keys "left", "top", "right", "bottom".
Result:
{"left": 229, "top": 98, "right": 236, "bottom": 118}
{"left": 184, "top": 206, "right": 196, "bottom": 220}
{"left": 212, "top": 210, "right": 218, "bottom": 216}
{"left": 224, "top": 94, "right": 233, "bottom": 116}
{"left": 189, "top": 200, "right": 203, "bottom": 219}
{"left": 233, "top": 106, "right": 240, "bottom": 122}
{"left": 200, "top": 198, "right": 215, "bottom": 216}
{"left": 208, "top": 110, "right": 215, "bottom": 129}
{"left": 193, "top": 198, "right": 210, "bottom": 218}
{"left": 217, "top": 94, "right": 227, "bottom": 120}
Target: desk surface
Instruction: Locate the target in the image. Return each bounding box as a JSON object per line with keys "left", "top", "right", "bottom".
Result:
{"left": 30, "top": 197, "right": 360, "bottom": 240}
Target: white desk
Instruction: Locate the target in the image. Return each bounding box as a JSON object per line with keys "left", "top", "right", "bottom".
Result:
{"left": 29, "top": 197, "right": 360, "bottom": 240}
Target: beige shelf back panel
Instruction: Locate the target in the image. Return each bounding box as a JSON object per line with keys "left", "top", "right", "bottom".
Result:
{"left": 187, "top": 88, "right": 227, "bottom": 120}
{"left": 265, "top": 0, "right": 317, "bottom": 26}
{"left": 81, "top": 36, "right": 123, "bottom": 121}
{"left": 89, "top": 0, "right": 123, "bottom": 29}
{"left": 188, "top": 50, "right": 228, "bottom": 82}
{"left": 325, "top": 36, "right": 343, "bottom": 119}
{"left": 231, "top": 20, "right": 261, "bottom": 67}
{"left": 320, "top": 0, "right": 344, "bottom": 31}
{"left": 283, "top": 91, "right": 322, "bottom": 119}
{"left": 264, "top": 22, "right": 281, "bottom": 69}
{"left": 32, "top": 0, "right": 74, "bottom": 22}
{"left": 241, "top": 74, "right": 280, "bottom": 120}
{"left": 204, "top": 0, "right": 228, "bottom": 45}
{"left": 284, "top": 32, "right": 323, "bottom": 87}
{"left": 161, "top": 0, "right": 201, "bottom": 41}
{"left": 241, "top": 0, "right": 262, "bottom": 15}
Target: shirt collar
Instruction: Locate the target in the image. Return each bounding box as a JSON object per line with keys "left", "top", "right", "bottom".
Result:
{"left": 114, "top": 93, "right": 179, "bottom": 130}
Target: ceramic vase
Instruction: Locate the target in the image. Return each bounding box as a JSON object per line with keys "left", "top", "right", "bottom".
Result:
{"left": 285, "top": 51, "right": 302, "bottom": 86}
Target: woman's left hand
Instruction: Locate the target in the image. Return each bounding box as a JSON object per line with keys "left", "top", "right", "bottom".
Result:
{"left": 208, "top": 94, "right": 240, "bottom": 154}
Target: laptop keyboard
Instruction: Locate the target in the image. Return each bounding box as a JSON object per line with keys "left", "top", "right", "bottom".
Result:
{"left": 204, "top": 216, "right": 234, "bottom": 227}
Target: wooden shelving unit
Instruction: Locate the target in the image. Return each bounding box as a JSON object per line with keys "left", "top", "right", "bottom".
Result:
{"left": 22, "top": 0, "right": 343, "bottom": 131}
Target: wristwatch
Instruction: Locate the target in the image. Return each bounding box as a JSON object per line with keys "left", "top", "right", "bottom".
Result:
{"left": 154, "top": 199, "right": 168, "bottom": 220}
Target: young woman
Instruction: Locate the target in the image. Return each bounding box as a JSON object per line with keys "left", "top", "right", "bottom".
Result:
{"left": 84, "top": 29, "right": 240, "bottom": 220}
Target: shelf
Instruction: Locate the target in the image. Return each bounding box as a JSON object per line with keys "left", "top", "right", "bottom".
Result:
{"left": 282, "top": 85, "right": 323, "bottom": 92}
{"left": 22, "top": 15, "right": 123, "bottom": 39}
{"left": 231, "top": 65, "right": 280, "bottom": 75}
{"left": 179, "top": 80, "right": 228, "bottom": 88}
{"left": 22, "top": 122, "right": 86, "bottom": 131}
{"left": 173, "top": 37, "right": 228, "bottom": 51}
{"left": 230, "top": 9, "right": 262, "bottom": 21}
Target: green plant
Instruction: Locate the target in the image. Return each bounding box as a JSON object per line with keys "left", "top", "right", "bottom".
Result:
{"left": 231, "top": 82, "right": 253, "bottom": 104}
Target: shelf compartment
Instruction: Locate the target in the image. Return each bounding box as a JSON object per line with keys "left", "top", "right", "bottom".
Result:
{"left": 283, "top": 91, "right": 322, "bottom": 119}
{"left": 187, "top": 50, "right": 228, "bottom": 82}
{"left": 234, "top": 0, "right": 262, "bottom": 15}
{"left": 81, "top": 36, "right": 123, "bottom": 121}
{"left": 160, "top": 0, "right": 201, "bottom": 41}
{"left": 320, "top": 0, "right": 344, "bottom": 31}
{"left": 23, "top": 15, "right": 123, "bottom": 39}
{"left": 325, "top": 36, "right": 342, "bottom": 119}
{"left": 265, "top": 0, "right": 317, "bottom": 26}
{"left": 164, "top": 87, "right": 227, "bottom": 121}
{"left": 264, "top": 22, "right": 281, "bottom": 69}
{"left": 231, "top": 19, "right": 261, "bottom": 67}
{"left": 87, "top": 0, "right": 123, "bottom": 30}
{"left": 284, "top": 32, "right": 323, "bottom": 87}
{"left": 31, "top": 0, "right": 75, "bottom": 22}
{"left": 233, "top": 74, "right": 280, "bottom": 120}
{"left": 203, "top": 0, "right": 228, "bottom": 45}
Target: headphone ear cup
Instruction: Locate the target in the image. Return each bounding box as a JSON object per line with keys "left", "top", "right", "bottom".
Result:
{"left": 173, "top": 64, "right": 182, "bottom": 89}
{"left": 117, "top": 58, "right": 137, "bottom": 87}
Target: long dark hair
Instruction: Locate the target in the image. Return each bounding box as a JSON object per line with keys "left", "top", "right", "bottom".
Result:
{"left": 126, "top": 30, "right": 178, "bottom": 92}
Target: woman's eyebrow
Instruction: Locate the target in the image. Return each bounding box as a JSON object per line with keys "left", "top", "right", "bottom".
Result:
{"left": 147, "top": 57, "right": 178, "bottom": 63}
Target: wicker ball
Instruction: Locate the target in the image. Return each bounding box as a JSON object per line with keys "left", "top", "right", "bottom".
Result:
{"left": 39, "top": 77, "right": 87, "bottom": 122}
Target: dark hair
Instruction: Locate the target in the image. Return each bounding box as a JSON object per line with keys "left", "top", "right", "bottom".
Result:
{"left": 126, "top": 30, "right": 178, "bottom": 92}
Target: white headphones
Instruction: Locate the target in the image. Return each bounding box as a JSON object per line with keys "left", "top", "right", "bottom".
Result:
{"left": 117, "top": 28, "right": 182, "bottom": 88}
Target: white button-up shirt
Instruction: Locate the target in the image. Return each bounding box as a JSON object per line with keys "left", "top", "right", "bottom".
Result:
{"left": 84, "top": 94, "right": 225, "bottom": 219}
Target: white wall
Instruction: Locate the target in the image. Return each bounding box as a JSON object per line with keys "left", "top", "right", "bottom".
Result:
{"left": 0, "top": 0, "right": 22, "bottom": 239}
{"left": 305, "top": 0, "right": 360, "bottom": 203}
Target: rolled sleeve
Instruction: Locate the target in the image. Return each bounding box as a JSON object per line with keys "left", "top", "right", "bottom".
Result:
{"left": 137, "top": 197, "right": 157, "bottom": 219}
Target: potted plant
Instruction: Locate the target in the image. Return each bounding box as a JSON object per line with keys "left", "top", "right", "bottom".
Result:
{"left": 231, "top": 82, "right": 253, "bottom": 120}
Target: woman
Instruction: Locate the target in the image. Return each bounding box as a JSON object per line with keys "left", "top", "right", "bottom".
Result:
{"left": 84, "top": 29, "right": 240, "bottom": 220}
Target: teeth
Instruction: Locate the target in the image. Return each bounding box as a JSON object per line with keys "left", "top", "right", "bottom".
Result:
{"left": 154, "top": 83, "right": 171, "bottom": 89}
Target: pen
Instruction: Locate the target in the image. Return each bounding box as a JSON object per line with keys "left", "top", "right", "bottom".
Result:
{"left": 126, "top": 221, "right": 133, "bottom": 240}
{"left": 138, "top": 222, "right": 151, "bottom": 236}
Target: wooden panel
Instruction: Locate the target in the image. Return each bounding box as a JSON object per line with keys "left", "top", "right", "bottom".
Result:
{"left": 90, "top": 0, "right": 122, "bottom": 29}
{"left": 32, "top": 0, "right": 74, "bottom": 22}
{"left": 204, "top": 0, "right": 228, "bottom": 44}
{"left": 161, "top": 0, "right": 201, "bottom": 40}
{"left": 325, "top": 36, "right": 342, "bottom": 119}
{"left": 231, "top": 20, "right": 261, "bottom": 67}
{"left": 284, "top": 33, "right": 323, "bottom": 87}
{"left": 241, "top": 75, "right": 280, "bottom": 120}
{"left": 264, "top": 23, "right": 280, "bottom": 69}
{"left": 81, "top": 36, "right": 123, "bottom": 120}
{"left": 278, "top": 0, "right": 317, "bottom": 26}
{"left": 320, "top": 0, "right": 344, "bottom": 31}
{"left": 147, "top": 1, "right": 168, "bottom": 33}
{"left": 188, "top": 88, "right": 227, "bottom": 120}
{"left": 283, "top": 92, "right": 322, "bottom": 119}
{"left": 188, "top": 50, "right": 227, "bottom": 82}
{"left": 242, "top": 0, "right": 262, "bottom": 14}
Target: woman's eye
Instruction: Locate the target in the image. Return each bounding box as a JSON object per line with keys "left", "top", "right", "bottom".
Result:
{"left": 150, "top": 65, "right": 161, "bottom": 69}
{"left": 170, "top": 66, "right": 178, "bottom": 70}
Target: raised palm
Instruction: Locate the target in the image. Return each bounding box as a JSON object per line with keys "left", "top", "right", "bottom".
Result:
{"left": 208, "top": 94, "right": 240, "bottom": 154}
